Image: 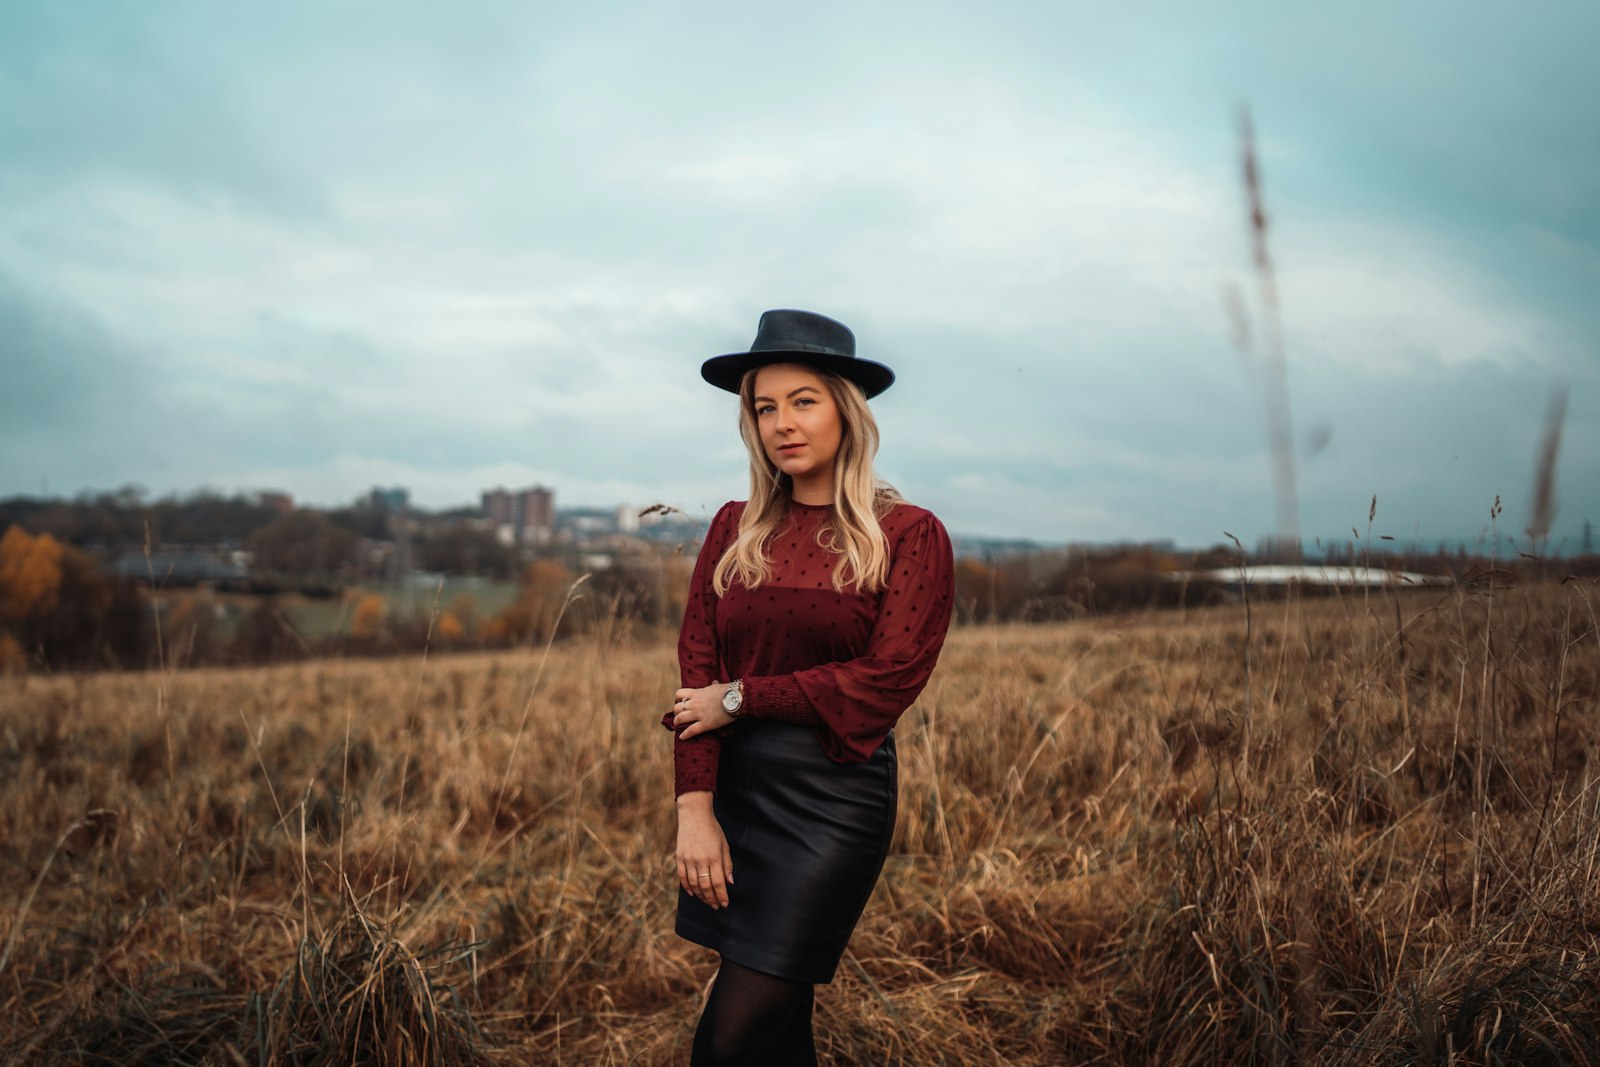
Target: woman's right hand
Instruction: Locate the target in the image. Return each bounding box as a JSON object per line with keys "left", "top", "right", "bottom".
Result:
{"left": 676, "top": 793, "right": 733, "bottom": 909}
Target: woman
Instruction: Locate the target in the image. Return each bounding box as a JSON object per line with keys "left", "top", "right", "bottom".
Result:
{"left": 662, "top": 309, "right": 955, "bottom": 1065}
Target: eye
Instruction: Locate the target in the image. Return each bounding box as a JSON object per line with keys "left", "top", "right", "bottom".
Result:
{"left": 755, "top": 403, "right": 775, "bottom": 416}
{"left": 794, "top": 396, "right": 816, "bottom": 407}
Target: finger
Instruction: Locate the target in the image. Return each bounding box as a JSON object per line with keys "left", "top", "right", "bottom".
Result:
{"left": 692, "top": 858, "right": 715, "bottom": 907}
{"left": 722, "top": 839, "right": 734, "bottom": 886}
{"left": 710, "top": 859, "right": 729, "bottom": 908}
{"left": 694, "top": 862, "right": 720, "bottom": 908}
{"left": 679, "top": 721, "right": 700, "bottom": 741}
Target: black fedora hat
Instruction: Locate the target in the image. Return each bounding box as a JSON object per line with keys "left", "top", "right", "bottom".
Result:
{"left": 701, "top": 309, "right": 895, "bottom": 399}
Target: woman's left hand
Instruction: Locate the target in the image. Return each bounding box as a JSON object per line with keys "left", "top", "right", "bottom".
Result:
{"left": 672, "top": 683, "right": 737, "bottom": 740}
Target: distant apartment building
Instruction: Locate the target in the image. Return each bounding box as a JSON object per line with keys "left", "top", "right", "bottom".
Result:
{"left": 482, "top": 488, "right": 515, "bottom": 529}
{"left": 482, "top": 484, "right": 556, "bottom": 545}
{"left": 366, "top": 486, "right": 410, "bottom": 512}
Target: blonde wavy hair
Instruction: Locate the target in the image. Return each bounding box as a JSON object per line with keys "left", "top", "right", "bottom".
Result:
{"left": 712, "top": 364, "right": 903, "bottom": 597}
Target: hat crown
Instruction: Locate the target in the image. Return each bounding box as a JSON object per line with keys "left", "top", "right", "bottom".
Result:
{"left": 749, "top": 309, "right": 854, "bottom": 359}
{"left": 700, "top": 308, "right": 894, "bottom": 398}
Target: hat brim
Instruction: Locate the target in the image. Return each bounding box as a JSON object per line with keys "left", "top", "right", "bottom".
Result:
{"left": 700, "top": 351, "right": 895, "bottom": 399}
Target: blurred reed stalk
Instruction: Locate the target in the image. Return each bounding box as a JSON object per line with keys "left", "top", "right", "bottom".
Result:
{"left": 1226, "top": 104, "right": 1302, "bottom": 557}
{"left": 1525, "top": 385, "right": 1569, "bottom": 569}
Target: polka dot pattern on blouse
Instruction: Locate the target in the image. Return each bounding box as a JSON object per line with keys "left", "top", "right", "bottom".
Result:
{"left": 663, "top": 496, "right": 956, "bottom": 797}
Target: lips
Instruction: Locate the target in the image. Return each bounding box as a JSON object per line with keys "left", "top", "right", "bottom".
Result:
{"left": 778, "top": 443, "right": 805, "bottom": 452}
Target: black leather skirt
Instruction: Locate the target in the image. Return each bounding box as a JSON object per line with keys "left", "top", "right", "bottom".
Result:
{"left": 675, "top": 718, "right": 898, "bottom": 984}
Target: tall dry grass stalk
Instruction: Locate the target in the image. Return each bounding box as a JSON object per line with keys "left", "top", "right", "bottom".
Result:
{"left": 2, "top": 576, "right": 1599, "bottom": 1064}
{"left": 1233, "top": 104, "right": 1300, "bottom": 552}
{"left": 1526, "top": 386, "right": 1569, "bottom": 563}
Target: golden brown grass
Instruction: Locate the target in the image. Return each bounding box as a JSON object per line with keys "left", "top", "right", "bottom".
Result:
{"left": 3, "top": 580, "right": 1599, "bottom": 1064}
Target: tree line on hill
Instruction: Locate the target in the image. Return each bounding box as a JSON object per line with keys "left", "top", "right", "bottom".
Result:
{"left": 0, "top": 521, "right": 698, "bottom": 673}
{"left": 0, "top": 487, "right": 521, "bottom": 584}
{"left": 4, "top": 490, "right": 1596, "bottom": 674}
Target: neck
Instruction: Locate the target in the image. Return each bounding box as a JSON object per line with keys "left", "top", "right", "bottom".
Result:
{"left": 788, "top": 471, "right": 834, "bottom": 507}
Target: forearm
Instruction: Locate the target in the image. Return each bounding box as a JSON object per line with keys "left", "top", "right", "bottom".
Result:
{"left": 740, "top": 675, "right": 824, "bottom": 726}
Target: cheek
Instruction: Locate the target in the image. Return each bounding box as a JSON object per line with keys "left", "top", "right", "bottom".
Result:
{"left": 824, "top": 413, "right": 844, "bottom": 447}
{"left": 811, "top": 421, "right": 843, "bottom": 462}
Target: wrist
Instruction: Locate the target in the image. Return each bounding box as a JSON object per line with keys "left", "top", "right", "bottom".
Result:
{"left": 677, "top": 790, "right": 714, "bottom": 812}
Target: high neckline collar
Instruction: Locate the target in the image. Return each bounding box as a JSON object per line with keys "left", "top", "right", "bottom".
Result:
{"left": 789, "top": 497, "right": 834, "bottom": 511}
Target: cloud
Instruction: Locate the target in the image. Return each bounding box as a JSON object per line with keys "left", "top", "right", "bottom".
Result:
{"left": 0, "top": 1, "right": 1595, "bottom": 549}
{"left": 0, "top": 271, "right": 166, "bottom": 435}
{"left": 0, "top": 7, "right": 329, "bottom": 217}
{"left": 1272, "top": 221, "right": 1583, "bottom": 376}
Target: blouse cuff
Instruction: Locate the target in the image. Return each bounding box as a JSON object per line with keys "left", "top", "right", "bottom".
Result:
{"left": 740, "top": 675, "right": 824, "bottom": 727}
{"left": 673, "top": 737, "right": 719, "bottom": 797}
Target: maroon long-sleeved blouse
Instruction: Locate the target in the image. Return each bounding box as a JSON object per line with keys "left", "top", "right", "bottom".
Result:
{"left": 662, "top": 496, "right": 955, "bottom": 797}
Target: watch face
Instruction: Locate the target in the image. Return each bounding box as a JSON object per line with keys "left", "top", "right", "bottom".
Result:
{"left": 723, "top": 685, "right": 742, "bottom": 712}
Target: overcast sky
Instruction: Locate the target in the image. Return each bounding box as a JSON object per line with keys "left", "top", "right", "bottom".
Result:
{"left": 2, "top": 1, "right": 1596, "bottom": 550}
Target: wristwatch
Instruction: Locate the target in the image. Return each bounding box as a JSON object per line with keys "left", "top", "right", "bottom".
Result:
{"left": 722, "top": 678, "right": 745, "bottom": 717}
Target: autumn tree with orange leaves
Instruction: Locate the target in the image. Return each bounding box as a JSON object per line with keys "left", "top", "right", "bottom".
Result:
{"left": 0, "top": 525, "right": 65, "bottom": 623}
{"left": 482, "top": 560, "right": 579, "bottom": 645}
{"left": 0, "top": 524, "right": 151, "bottom": 671}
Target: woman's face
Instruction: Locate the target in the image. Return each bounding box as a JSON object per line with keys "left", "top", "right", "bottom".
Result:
{"left": 752, "top": 363, "right": 843, "bottom": 484}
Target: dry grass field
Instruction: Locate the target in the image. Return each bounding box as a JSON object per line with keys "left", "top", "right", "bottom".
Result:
{"left": 3, "top": 579, "right": 1599, "bottom": 1065}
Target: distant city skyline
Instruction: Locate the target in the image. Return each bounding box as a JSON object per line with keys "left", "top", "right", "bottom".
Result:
{"left": 2, "top": 2, "right": 1596, "bottom": 548}
{"left": 6, "top": 476, "right": 1588, "bottom": 559}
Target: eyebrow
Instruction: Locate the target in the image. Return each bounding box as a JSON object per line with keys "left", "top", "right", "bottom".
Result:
{"left": 752, "top": 386, "right": 822, "bottom": 403}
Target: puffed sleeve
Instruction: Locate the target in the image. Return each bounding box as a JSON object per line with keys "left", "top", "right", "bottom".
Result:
{"left": 661, "top": 500, "right": 739, "bottom": 796}
{"left": 744, "top": 509, "right": 955, "bottom": 762}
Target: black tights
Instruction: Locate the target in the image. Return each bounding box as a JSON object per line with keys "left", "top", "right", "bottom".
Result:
{"left": 690, "top": 958, "right": 817, "bottom": 1066}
